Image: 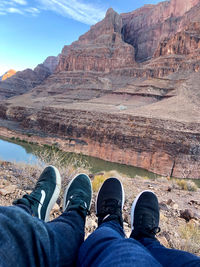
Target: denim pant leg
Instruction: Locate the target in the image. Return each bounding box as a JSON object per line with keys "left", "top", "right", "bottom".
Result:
{"left": 78, "top": 221, "right": 161, "bottom": 267}
{"left": 140, "top": 238, "right": 200, "bottom": 267}
{"left": 0, "top": 206, "right": 85, "bottom": 267}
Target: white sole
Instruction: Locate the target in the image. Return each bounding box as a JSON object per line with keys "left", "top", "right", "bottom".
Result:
{"left": 131, "top": 190, "right": 155, "bottom": 230}
{"left": 95, "top": 178, "right": 125, "bottom": 214}
{"left": 44, "top": 165, "right": 62, "bottom": 222}
{"left": 63, "top": 173, "right": 92, "bottom": 211}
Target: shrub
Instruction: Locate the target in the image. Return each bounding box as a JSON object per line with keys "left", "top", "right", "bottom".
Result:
{"left": 92, "top": 172, "right": 116, "bottom": 192}
{"left": 176, "top": 179, "right": 197, "bottom": 192}
{"left": 178, "top": 223, "right": 200, "bottom": 255}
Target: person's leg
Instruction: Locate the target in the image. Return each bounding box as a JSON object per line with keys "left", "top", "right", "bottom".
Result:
{"left": 45, "top": 172, "right": 92, "bottom": 266}
{"left": 139, "top": 237, "right": 200, "bottom": 267}
{"left": 78, "top": 178, "right": 161, "bottom": 267}
{"left": 130, "top": 190, "right": 200, "bottom": 267}
{"left": 13, "top": 165, "right": 62, "bottom": 221}
{"left": 0, "top": 206, "right": 85, "bottom": 267}
{"left": 0, "top": 168, "right": 92, "bottom": 267}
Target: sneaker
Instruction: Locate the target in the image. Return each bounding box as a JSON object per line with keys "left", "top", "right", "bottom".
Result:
{"left": 130, "top": 190, "right": 160, "bottom": 240}
{"left": 63, "top": 173, "right": 92, "bottom": 217}
{"left": 96, "top": 178, "right": 124, "bottom": 227}
{"left": 13, "top": 165, "right": 61, "bottom": 222}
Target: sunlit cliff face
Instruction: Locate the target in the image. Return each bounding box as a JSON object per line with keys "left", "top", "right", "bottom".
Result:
{"left": 1, "top": 69, "right": 16, "bottom": 81}
{"left": 169, "top": 0, "right": 200, "bottom": 17}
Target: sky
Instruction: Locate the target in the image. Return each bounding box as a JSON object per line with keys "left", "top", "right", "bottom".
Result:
{"left": 0, "top": 0, "right": 165, "bottom": 75}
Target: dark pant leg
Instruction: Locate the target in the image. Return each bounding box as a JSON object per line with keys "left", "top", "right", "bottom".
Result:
{"left": 78, "top": 221, "right": 161, "bottom": 267}
{"left": 15, "top": 203, "right": 32, "bottom": 214}
{"left": 0, "top": 206, "right": 85, "bottom": 267}
{"left": 139, "top": 238, "right": 200, "bottom": 267}
{"left": 46, "top": 210, "right": 85, "bottom": 266}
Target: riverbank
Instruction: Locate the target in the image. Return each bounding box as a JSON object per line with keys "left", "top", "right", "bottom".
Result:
{"left": 0, "top": 126, "right": 162, "bottom": 179}
{"left": 0, "top": 160, "right": 199, "bottom": 256}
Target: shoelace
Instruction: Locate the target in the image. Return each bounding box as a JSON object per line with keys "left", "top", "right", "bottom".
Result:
{"left": 147, "top": 226, "right": 161, "bottom": 235}
{"left": 137, "top": 214, "right": 160, "bottom": 235}
{"left": 66, "top": 194, "right": 90, "bottom": 215}
{"left": 96, "top": 199, "right": 122, "bottom": 218}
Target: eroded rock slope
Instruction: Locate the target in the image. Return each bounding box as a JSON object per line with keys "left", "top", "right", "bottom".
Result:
{"left": 1, "top": 0, "right": 200, "bottom": 178}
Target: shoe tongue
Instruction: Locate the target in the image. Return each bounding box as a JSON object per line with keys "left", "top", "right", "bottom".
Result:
{"left": 13, "top": 196, "right": 31, "bottom": 207}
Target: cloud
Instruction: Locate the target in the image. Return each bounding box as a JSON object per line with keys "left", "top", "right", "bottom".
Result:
{"left": 12, "top": 0, "right": 27, "bottom": 5}
{"left": 25, "top": 7, "right": 40, "bottom": 15}
{"left": 7, "top": 7, "right": 24, "bottom": 14}
{"left": 0, "top": 0, "right": 40, "bottom": 16}
{"left": 37, "top": 0, "right": 106, "bottom": 25}
{"left": 0, "top": 0, "right": 106, "bottom": 25}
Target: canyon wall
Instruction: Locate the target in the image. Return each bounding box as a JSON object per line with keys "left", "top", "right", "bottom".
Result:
{"left": 56, "top": 9, "right": 135, "bottom": 73}
{"left": 121, "top": 0, "right": 200, "bottom": 61}
{"left": 0, "top": 56, "right": 58, "bottom": 100}
{"left": 1, "top": 104, "right": 200, "bottom": 178}
{"left": 154, "top": 22, "right": 200, "bottom": 57}
{"left": 1, "top": 0, "right": 200, "bottom": 178}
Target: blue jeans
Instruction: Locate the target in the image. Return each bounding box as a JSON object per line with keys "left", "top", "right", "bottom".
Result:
{"left": 0, "top": 206, "right": 199, "bottom": 267}
{"left": 0, "top": 206, "right": 85, "bottom": 266}
{"left": 78, "top": 221, "right": 200, "bottom": 267}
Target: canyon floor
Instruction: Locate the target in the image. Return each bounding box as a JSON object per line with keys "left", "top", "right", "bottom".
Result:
{"left": 2, "top": 4, "right": 200, "bottom": 179}
{"left": 0, "top": 160, "right": 199, "bottom": 256}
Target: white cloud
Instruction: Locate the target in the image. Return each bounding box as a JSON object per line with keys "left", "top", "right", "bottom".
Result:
{"left": 12, "top": 0, "right": 27, "bottom": 5}
{"left": 7, "top": 7, "right": 24, "bottom": 14}
{"left": 0, "top": 0, "right": 39, "bottom": 16}
{"left": 0, "top": 0, "right": 106, "bottom": 24}
{"left": 25, "top": 7, "right": 40, "bottom": 15}
{"left": 37, "top": 0, "right": 106, "bottom": 25}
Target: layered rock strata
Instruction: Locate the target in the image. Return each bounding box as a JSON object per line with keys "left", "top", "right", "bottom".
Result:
{"left": 1, "top": 1, "right": 200, "bottom": 178}
{"left": 56, "top": 8, "right": 135, "bottom": 73}
{"left": 0, "top": 69, "right": 16, "bottom": 81}
{"left": 0, "top": 56, "right": 58, "bottom": 100}
{"left": 121, "top": 0, "right": 200, "bottom": 61}
{"left": 154, "top": 22, "right": 200, "bottom": 57}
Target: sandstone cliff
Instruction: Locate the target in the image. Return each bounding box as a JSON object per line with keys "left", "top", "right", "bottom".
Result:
{"left": 1, "top": 0, "right": 200, "bottom": 179}
{"left": 0, "top": 69, "right": 16, "bottom": 81}
{"left": 121, "top": 0, "right": 200, "bottom": 61}
{"left": 0, "top": 56, "right": 58, "bottom": 100}
{"left": 56, "top": 8, "right": 135, "bottom": 73}
{"left": 154, "top": 22, "right": 200, "bottom": 57}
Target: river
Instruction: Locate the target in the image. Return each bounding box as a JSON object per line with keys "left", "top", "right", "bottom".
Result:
{"left": 0, "top": 137, "right": 157, "bottom": 179}
{"left": 0, "top": 137, "right": 200, "bottom": 187}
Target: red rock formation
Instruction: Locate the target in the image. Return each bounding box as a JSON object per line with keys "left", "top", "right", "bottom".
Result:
{"left": 43, "top": 56, "right": 59, "bottom": 73}
{"left": 1, "top": 1, "right": 200, "bottom": 179}
{"left": 169, "top": 0, "right": 200, "bottom": 17}
{"left": 121, "top": 0, "right": 200, "bottom": 61}
{"left": 154, "top": 22, "right": 200, "bottom": 57}
{"left": 1, "top": 69, "right": 16, "bottom": 81}
{"left": 0, "top": 56, "right": 58, "bottom": 100}
{"left": 56, "top": 8, "right": 135, "bottom": 73}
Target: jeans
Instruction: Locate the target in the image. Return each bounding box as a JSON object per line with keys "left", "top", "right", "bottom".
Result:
{"left": 0, "top": 206, "right": 199, "bottom": 267}
{"left": 78, "top": 221, "right": 200, "bottom": 267}
{"left": 0, "top": 206, "right": 85, "bottom": 267}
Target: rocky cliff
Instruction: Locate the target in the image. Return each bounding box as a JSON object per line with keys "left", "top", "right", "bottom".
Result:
{"left": 154, "top": 22, "right": 200, "bottom": 57}
{"left": 56, "top": 8, "right": 135, "bottom": 73}
{"left": 1, "top": 0, "right": 200, "bottom": 178}
{"left": 122, "top": 0, "right": 200, "bottom": 61}
{"left": 0, "top": 69, "right": 16, "bottom": 81}
{"left": 0, "top": 56, "right": 58, "bottom": 100}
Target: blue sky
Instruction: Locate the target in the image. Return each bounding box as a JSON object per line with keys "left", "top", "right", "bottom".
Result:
{"left": 0, "top": 0, "right": 165, "bottom": 75}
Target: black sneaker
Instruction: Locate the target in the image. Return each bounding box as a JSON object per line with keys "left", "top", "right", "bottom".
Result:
{"left": 13, "top": 165, "right": 61, "bottom": 222}
{"left": 96, "top": 178, "right": 124, "bottom": 227}
{"left": 63, "top": 173, "right": 92, "bottom": 217}
{"left": 130, "top": 190, "right": 160, "bottom": 240}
